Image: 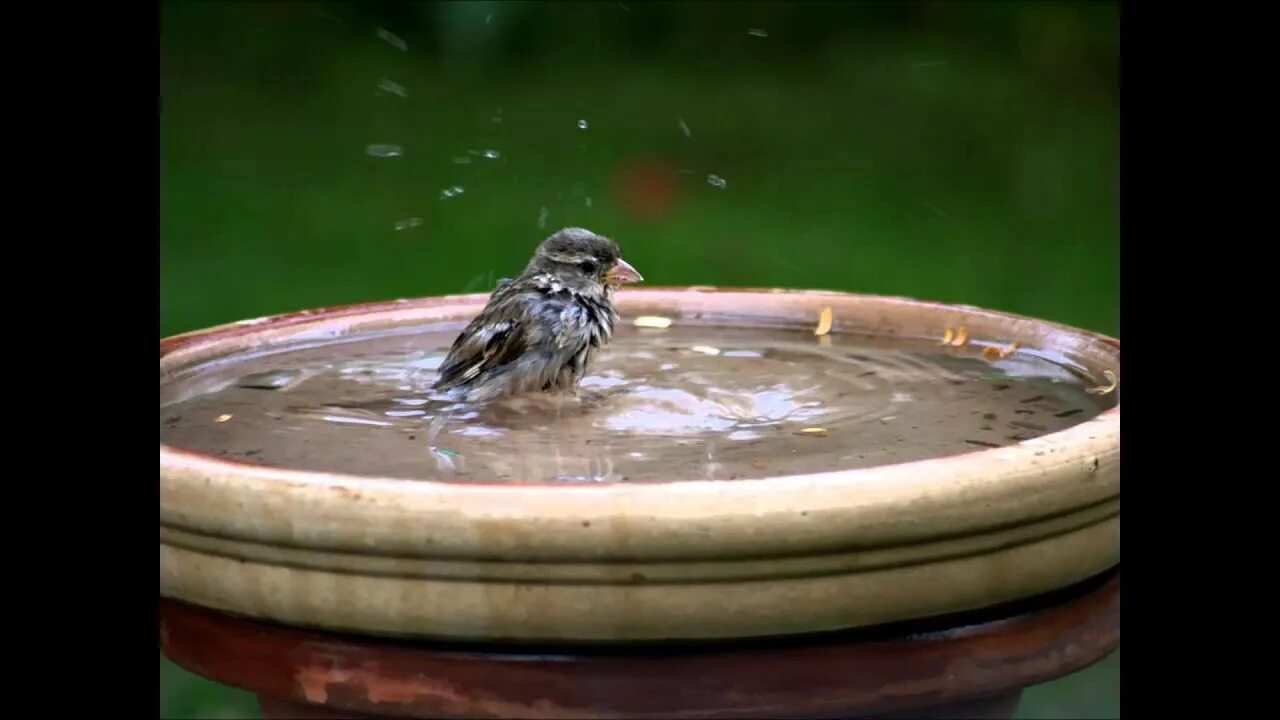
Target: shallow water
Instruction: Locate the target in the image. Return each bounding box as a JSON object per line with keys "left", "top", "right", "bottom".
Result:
{"left": 159, "top": 325, "right": 1115, "bottom": 483}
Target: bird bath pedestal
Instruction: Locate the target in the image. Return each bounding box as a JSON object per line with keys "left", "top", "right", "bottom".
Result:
{"left": 160, "top": 288, "right": 1120, "bottom": 719}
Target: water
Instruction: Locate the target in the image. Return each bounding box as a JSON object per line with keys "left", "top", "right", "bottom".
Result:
{"left": 159, "top": 325, "right": 1114, "bottom": 484}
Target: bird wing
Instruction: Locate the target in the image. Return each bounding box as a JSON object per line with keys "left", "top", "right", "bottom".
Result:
{"left": 433, "top": 280, "right": 535, "bottom": 391}
{"left": 433, "top": 314, "right": 528, "bottom": 390}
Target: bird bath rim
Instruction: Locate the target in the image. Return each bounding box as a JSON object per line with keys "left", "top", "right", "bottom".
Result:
{"left": 159, "top": 287, "right": 1119, "bottom": 642}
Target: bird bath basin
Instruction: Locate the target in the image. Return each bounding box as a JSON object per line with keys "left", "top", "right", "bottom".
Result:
{"left": 159, "top": 287, "right": 1119, "bottom": 719}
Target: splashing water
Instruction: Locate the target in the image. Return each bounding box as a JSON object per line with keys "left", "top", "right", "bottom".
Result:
{"left": 376, "top": 78, "right": 408, "bottom": 97}
{"left": 377, "top": 27, "right": 407, "bottom": 51}
{"left": 366, "top": 144, "right": 403, "bottom": 158}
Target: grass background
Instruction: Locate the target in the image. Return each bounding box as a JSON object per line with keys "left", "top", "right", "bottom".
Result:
{"left": 160, "top": 1, "right": 1118, "bottom": 716}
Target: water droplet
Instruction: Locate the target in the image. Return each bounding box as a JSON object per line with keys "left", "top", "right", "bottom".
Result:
{"left": 748, "top": 28, "right": 769, "bottom": 38}
{"left": 377, "top": 27, "right": 407, "bottom": 51}
{"left": 678, "top": 118, "right": 692, "bottom": 137}
{"left": 452, "top": 156, "right": 473, "bottom": 165}
{"left": 577, "top": 119, "right": 589, "bottom": 130}
{"left": 537, "top": 206, "right": 549, "bottom": 229}
{"left": 707, "top": 174, "right": 728, "bottom": 189}
{"left": 375, "top": 78, "right": 407, "bottom": 97}
{"left": 394, "top": 217, "right": 423, "bottom": 232}
{"left": 439, "top": 186, "right": 465, "bottom": 200}
{"left": 366, "top": 144, "right": 403, "bottom": 158}
{"left": 467, "top": 149, "right": 501, "bottom": 159}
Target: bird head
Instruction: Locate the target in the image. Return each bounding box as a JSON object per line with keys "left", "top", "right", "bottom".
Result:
{"left": 527, "top": 227, "right": 643, "bottom": 295}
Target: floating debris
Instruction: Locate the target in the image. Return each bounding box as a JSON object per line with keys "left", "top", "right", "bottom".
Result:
{"left": 747, "top": 28, "right": 769, "bottom": 37}
{"left": 814, "top": 307, "right": 833, "bottom": 336}
{"left": 690, "top": 345, "right": 721, "bottom": 356}
{"left": 215, "top": 414, "right": 233, "bottom": 423}
{"left": 964, "top": 439, "right": 1002, "bottom": 448}
{"left": 1086, "top": 370, "right": 1118, "bottom": 395}
{"left": 439, "top": 186, "right": 465, "bottom": 200}
{"left": 377, "top": 27, "right": 407, "bottom": 51}
{"left": 633, "top": 315, "right": 673, "bottom": 329}
{"left": 577, "top": 119, "right": 589, "bottom": 130}
{"left": 707, "top": 174, "right": 728, "bottom": 189}
{"left": 941, "top": 327, "right": 969, "bottom": 347}
{"left": 375, "top": 78, "right": 407, "bottom": 97}
{"left": 797, "top": 427, "right": 828, "bottom": 437}
{"left": 394, "top": 217, "right": 423, "bottom": 232}
{"left": 468, "top": 149, "right": 501, "bottom": 159}
{"left": 982, "top": 341, "right": 1020, "bottom": 361}
{"left": 880, "top": 415, "right": 897, "bottom": 424}
{"left": 365, "top": 144, "right": 403, "bottom": 158}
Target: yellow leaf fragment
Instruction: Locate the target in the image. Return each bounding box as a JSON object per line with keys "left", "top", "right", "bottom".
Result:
{"left": 215, "top": 414, "right": 233, "bottom": 423}
{"left": 814, "top": 307, "right": 833, "bottom": 336}
{"left": 982, "top": 341, "right": 1021, "bottom": 361}
{"left": 633, "top": 315, "right": 673, "bottom": 329}
{"left": 1086, "top": 369, "right": 1118, "bottom": 395}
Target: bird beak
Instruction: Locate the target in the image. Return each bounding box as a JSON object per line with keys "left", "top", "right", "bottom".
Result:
{"left": 604, "top": 258, "right": 643, "bottom": 286}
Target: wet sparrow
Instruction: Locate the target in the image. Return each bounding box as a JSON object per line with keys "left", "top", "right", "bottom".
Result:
{"left": 432, "top": 228, "right": 643, "bottom": 401}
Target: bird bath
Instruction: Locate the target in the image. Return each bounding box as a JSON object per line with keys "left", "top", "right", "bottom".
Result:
{"left": 159, "top": 287, "right": 1120, "bottom": 719}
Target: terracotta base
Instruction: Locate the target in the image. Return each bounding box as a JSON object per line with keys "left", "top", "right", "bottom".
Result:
{"left": 258, "top": 690, "right": 1025, "bottom": 720}
{"left": 162, "top": 569, "right": 1119, "bottom": 720}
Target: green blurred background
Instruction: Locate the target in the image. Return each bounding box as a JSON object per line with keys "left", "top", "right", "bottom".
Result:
{"left": 160, "top": 0, "right": 1118, "bottom": 716}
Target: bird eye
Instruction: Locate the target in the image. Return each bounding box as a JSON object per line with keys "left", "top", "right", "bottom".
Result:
{"left": 579, "top": 260, "right": 598, "bottom": 274}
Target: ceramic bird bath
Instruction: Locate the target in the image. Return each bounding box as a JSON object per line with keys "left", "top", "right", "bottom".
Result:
{"left": 159, "top": 287, "right": 1120, "bottom": 719}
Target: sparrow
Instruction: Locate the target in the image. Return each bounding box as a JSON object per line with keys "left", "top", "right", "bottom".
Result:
{"left": 432, "top": 227, "right": 643, "bottom": 402}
